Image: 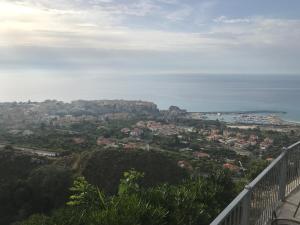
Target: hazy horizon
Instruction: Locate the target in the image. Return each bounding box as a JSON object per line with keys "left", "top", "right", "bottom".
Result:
{"left": 1, "top": 74, "right": 300, "bottom": 123}
{"left": 1, "top": 0, "right": 300, "bottom": 79}
{"left": 0, "top": 0, "right": 299, "bottom": 110}
{"left": 1, "top": 73, "right": 300, "bottom": 103}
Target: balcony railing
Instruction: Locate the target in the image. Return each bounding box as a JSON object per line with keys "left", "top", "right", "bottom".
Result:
{"left": 210, "top": 141, "right": 300, "bottom": 225}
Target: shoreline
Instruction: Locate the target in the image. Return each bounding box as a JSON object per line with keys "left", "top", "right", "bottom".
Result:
{"left": 1, "top": 99, "right": 299, "bottom": 125}
{"left": 189, "top": 110, "right": 287, "bottom": 115}
{"left": 187, "top": 111, "right": 300, "bottom": 126}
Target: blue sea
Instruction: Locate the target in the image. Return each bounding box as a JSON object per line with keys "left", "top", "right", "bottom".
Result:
{"left": 4, "top": 74, "right": 300, "bottom": 122}
{"left": 92, "top": 74, "right": 300, "bottom": 122}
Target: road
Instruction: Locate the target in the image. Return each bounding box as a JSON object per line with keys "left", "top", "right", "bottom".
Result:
{"left": 0, "top": 143, "right": 58, "bottom": 157}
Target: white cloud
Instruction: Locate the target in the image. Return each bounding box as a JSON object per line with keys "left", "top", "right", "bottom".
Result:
{"left": 0, "top": 1, "right": 216, "bottom": 51}
{"left": 0, "top": 0, "right": 299, "bottom": 75}
{"left": 214, "top": 16, "right": 252, "bottom": 24}
{"left": 210, "top": 17, "right": 300, "bottom": 48}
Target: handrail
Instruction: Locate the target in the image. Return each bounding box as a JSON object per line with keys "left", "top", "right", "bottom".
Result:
{"left": 286, "top": 141, "right": 300, "bottom": 150}
{"left": 210, "top": 189, "right": 249, "bottom": 225}
{"left": 210, "top": 141, "right": 300, "bottom": 225}
{"left": 247, "top": 149, "right": 287, "bottom": 189}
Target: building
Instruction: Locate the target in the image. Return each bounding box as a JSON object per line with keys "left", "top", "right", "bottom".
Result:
{"left": 193, "top": 151, "right": 210, "bottom": 159}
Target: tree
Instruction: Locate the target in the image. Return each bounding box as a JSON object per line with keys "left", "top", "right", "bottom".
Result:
{"left": 82, "top": 150, "right": 187, "bottom": 194}
{"left": 20, "top": 169, "right": 237, "bottom": 225}
{"left": 26, "top": 165, "right": 73, "bottom": 213}
{"left": 67, "top": 176, "right": 106, "bottom": 210}
{"left": 246, "top": 160, "right": 269, "bottom": 180}
{"left": 118, "top": 169, "right": 144, "bottom": 195}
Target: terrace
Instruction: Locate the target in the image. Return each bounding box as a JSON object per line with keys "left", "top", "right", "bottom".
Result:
{"left": 210, "top": 141, "right": 300, "bottom": 225}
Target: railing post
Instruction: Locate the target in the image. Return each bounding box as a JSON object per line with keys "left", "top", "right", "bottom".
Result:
{"left": 279, "top": 147, "right": 288, "bottom": 201}
{"left": 241, "top": 185, "right": 252, "bottom": 225}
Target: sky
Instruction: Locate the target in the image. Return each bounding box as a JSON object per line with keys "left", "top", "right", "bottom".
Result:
{"left": 0, "top": 0, "right": 300, "bottom": 101}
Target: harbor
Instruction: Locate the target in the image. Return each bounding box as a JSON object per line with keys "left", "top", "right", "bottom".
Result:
{"left": 188, "top": 111, "right": 298, "bottom": 126}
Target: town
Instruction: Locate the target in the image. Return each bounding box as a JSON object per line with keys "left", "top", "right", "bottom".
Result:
{"left": 1, "top": 100, "right": 299, "bottom": 177}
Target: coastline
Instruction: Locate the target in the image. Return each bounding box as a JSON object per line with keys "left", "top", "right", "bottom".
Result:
{"left": 187, "top": 110, "right": 300, "bottom": 126}
{"left": 189, "top": 110, "right": 287, "bottom": 115}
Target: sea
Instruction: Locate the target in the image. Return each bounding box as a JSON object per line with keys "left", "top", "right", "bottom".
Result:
{"left": 89, "top": 74, "right": 300, "bottom": 123}
{"left": 2, "top": 74, "right": 300, "bottom": 123}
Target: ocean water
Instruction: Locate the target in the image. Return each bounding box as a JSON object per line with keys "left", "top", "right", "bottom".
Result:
{"left": 91, "top": 74, "right": 300, "bottom": 122}
{"left": 2, "top": 74, "right": 300, "bottom": 122}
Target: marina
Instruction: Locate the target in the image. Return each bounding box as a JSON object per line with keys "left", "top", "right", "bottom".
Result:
{"left": 188, "top": 111, "right": 293, "bottom": 125}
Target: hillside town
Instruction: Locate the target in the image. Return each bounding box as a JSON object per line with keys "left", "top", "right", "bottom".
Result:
{"left": 0, "top": 100, "right": 299, "bottom": 177}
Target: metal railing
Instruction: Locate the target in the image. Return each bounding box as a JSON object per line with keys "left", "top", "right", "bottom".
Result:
{"left": 211, "top": 141, "right": 300, "bottom": 225}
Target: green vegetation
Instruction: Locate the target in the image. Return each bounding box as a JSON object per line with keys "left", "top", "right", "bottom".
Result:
{"left": 82, "top": 150, "right": 188, "bottom": 194}
{"left": 0, "top": 149, "right": 188, "bottom": 224}
{"left": 0, "top": 101, "right": 299, "bottom": 225}
{"left": 21, "top": 169, "right": 237, "bottom": 225}
{"left": 246, "top": 159, "right": 270, "bottom": 180}
{"left": 0, "top": 163, "right": 72, "bottom": 225}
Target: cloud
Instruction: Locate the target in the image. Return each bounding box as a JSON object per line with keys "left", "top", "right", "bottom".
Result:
{"left": 164, "top": 4, "right": 192, "bottom": 21}
{"left": 0, "top": 0, "right": 300, "bottom": 75}
{"left": 0, "top": 1, "right": 216, "bottom": 51}
{"left": 210, "top": 17, "right": 300, "bottom": 48}
{"left": 214, "top": 16, "right": 252, "bottom": 24}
